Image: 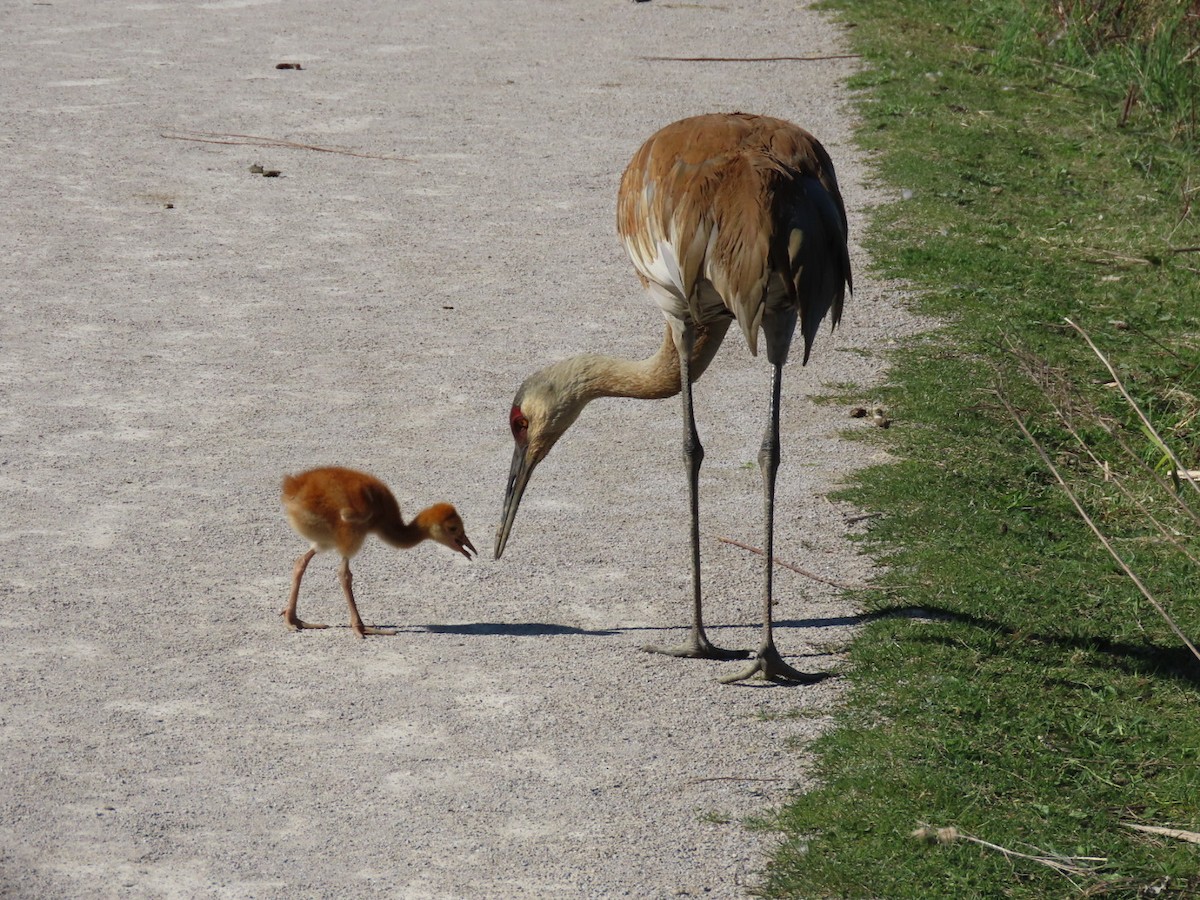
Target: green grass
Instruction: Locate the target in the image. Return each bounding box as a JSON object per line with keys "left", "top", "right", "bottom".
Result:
{"left": 760, "top": 1, "right": 1200, "bottom": 896}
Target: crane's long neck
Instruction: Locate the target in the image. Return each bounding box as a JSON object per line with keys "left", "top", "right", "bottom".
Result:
{"left": 562, "top": 320, "right": 730, "bottom": 404}
{"left": 372, "top": 501, "right": 436, "bottom": 550}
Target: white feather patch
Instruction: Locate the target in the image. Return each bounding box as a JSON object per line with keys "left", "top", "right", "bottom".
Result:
{"left": 646, "top": 238, "right": 685, "bottom": 298}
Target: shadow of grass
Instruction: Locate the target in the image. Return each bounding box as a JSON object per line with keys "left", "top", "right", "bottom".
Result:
{"left": 869, "top": 602, "right": 1200, "bottom": 688}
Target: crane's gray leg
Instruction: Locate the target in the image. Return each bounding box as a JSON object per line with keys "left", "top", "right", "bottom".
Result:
{"left": 721, "top": 363, "right": 826, "bottom": 684}
{"left": 280, "top": 548, "right": 330, "bottom": 631}
{"left": 339, "top": 557, "right": 397, "bottom": 638}
{"left": 644, "top": 323, "right": 748, "bottom": 661}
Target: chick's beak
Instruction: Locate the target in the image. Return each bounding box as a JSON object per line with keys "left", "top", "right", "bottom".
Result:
{"left": 495, "top": 440, "right": 534, "bottom": 559}
{"left": 457, "top": 534, "right": 478, "bottom": 560}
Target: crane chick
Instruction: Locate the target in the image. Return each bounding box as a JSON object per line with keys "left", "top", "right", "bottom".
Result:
{"left": 280, "top": 466, "right": 476, "bottom": 638}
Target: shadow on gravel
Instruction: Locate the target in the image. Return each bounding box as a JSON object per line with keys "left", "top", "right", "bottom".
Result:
{"left": 773, "top": 614, "right": 866, "bottom": 629}
{"left": 420, "top": 622, "right": 621, "bottom": 637}
{"left": 420, "top": 616, "right": 862, "bottom": 638}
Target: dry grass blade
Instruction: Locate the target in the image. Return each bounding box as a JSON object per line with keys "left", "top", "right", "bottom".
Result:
{"left": 998, "top": 390, "right": 1200, "bottom": 667}
{"left": 1005, "top": 341, "right": 1200, "bottom": 568}
{"left": 1123, "top": 823, "right": 1200, "bottom": 845}
{"left": 912, "top": 824, "right": 1107, "bottom": 881}
{"left": 1065, "top": 317, "right": 1200, "bottom": 498}
{"left": 1107, "top": 426, "right": 1200, "bottom": 530}
{"left": 1065, "top": 430, "right": 1200, "bottom": 567}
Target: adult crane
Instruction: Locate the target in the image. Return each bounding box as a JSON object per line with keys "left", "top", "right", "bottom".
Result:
{"left": 494, "top": 112, "right": 851, "bottom": 683}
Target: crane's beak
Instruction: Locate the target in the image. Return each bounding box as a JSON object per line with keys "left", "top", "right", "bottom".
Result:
{"left": 456, "top": 534, "right": 478, "bottom": 559}
{"left": 495, "top": 441, "right": 534, "bottom": 559}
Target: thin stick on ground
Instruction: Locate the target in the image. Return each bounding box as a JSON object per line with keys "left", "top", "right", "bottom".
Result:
{"left": 912, "top": 824, "right": 1107, "bottom": 882}
{"left": 638, "top": 54, "right": 861, "bottom": 62}
{"left": 160, "top": 128, "right": 415, "bottom": 161}
{"left": 714, "top": 535, "right": 869, "bottom": 590}
{"left": 998, "top": 391, "right": 1200, "bottom": 666}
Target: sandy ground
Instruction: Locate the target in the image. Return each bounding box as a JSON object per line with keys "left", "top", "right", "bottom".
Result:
{"left": 1, "top": 1, "right": 917, "bottom": 897}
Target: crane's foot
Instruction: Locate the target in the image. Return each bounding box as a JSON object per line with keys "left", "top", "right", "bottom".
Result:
{"left": 280, "top": 611, "right": 329, "bottom": 632}
{"left": 643, "top": 633, "right": 750, "bottom": 661}
{"left": 718, "top": 643, "right": 829, "bottom": 685}
{"left": 352, "top": 625, "right": 397, "bottom": 639}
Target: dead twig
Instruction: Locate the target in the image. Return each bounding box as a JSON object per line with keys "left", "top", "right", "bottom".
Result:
{"left": 159, "top": 128, "right": 414, "bottom": 161}
{"left": 998, "top": 390, "right": 1200, "bottom": 667}
{"left": 1123, "top": 823, "right": 1200, "bottom": 845}
{"left": 715, "top": 536, "right": 870, "bottom": 590}
{"left": 1119, "top": 82, "right": 1139, "bottom": 127}
{"left": 845, "top": 511, "right": 884, "bottom": 525}
{"left": 1081, "top": 248, "right": 1156, "bottom": 266}
{"left": 638, "top": 54, "right": 860, "bottom": 62}
{"left": 913, "top": 824, "right": 1107, "bottom": 881}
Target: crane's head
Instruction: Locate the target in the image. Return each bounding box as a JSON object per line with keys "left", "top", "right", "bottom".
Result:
{"left": 426, "top": 503, "right": 478, "bottom": 559}
{"left": 494, "top": 365, "right": 589, "bottom": 559}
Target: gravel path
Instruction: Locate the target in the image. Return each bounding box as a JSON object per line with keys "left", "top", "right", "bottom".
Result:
{"left": 1, "top": 2, "right": 916, "bottom": 896}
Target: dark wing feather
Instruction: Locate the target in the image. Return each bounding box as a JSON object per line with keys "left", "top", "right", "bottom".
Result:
{"left": 784, "top": 173, "right": 850, "bottom": 364}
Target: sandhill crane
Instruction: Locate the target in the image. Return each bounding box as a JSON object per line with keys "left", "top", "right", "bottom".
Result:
{"left": 281, "top": 466, "right": 476, "bottom": 638}
{"left": 493, "top": 113, "right": 851, "bottom": 684}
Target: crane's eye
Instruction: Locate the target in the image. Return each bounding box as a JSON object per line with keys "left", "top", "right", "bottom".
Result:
{"left": 509, "top": 407, "right": 529, "bottom": 442}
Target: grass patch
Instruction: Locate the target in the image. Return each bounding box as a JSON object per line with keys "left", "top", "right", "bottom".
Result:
{"left": 760, "top": 1, "right": 1200, "bottom": 896}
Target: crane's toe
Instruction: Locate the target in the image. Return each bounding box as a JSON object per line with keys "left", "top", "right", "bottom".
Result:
{"left": 718, "top": 644, "right": 831, "bottom": 685}
{"left": 280, "top": 612, "right": 330, "bottom": 632}
{"left": 352, "top": 624, "right": 398, "bottom": 638}
{"left": 642, "top": 633, "right": 750, "bottom": 661}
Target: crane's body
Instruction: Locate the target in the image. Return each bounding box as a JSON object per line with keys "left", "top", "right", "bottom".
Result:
{"left": 495, "top": 113, "right": 851, "bottom": 683}
{"left": 617, "top": 112, "right": 849, "bottom": 367}
{"left": 281, "top": 466, "right": 476, "bottom": 638}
